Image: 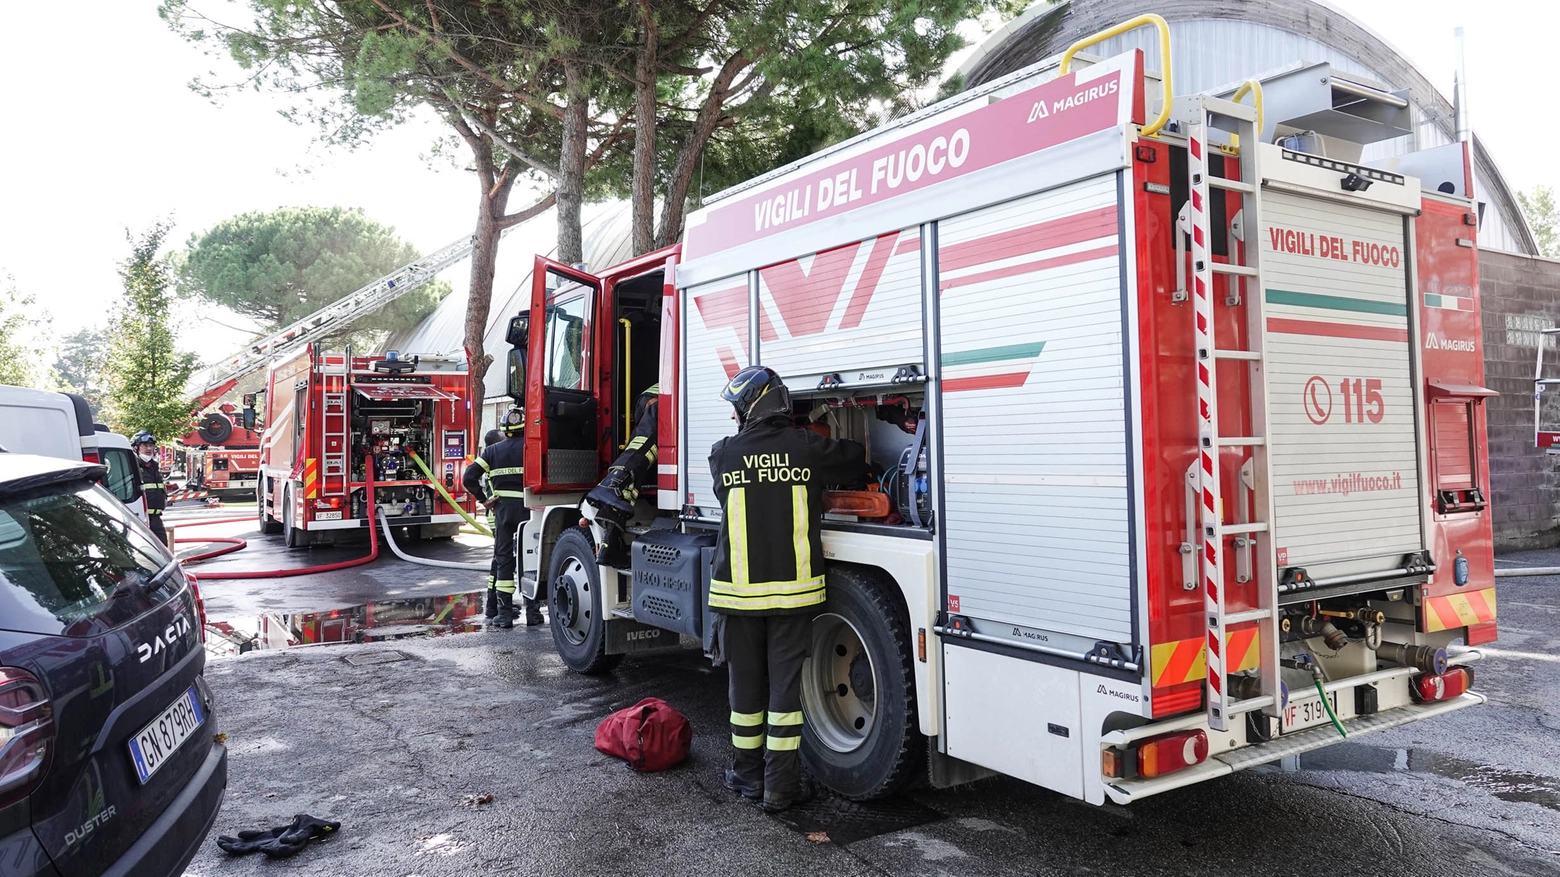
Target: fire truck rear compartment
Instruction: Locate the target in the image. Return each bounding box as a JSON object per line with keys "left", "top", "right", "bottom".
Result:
{"left": 347, "top": 396, "right": 443, "bottom": 524}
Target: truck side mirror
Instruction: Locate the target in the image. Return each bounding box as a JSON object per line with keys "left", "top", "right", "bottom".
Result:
{"left": 507, "top": 348, "right": 527, "bottom": 400}
{"left": 241, "top": 406, "right": 257, "bottom": 432}
{"left": 505, "top": 315, "right": 529, "bottom": 347}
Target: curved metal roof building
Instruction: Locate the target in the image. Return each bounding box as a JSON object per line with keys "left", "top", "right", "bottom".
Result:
{"left": 958, "top": 0, "right": 1538, "bottom": 255}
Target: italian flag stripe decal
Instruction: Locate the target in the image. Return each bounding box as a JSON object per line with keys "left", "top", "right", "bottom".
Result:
{"left": 941, "top": 341, "right": 1046, "bottom": 393}
{"left": 1266, "top": 288, "right": 1407, "bottom": 316}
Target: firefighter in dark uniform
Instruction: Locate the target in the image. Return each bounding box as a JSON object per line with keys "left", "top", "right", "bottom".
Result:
{"left": 462, "top": 407, "right": 542, "bottom": 628}
{"left": 478, "top": 428, "right": 505, "bottom": 623}
{"left": 709, "top": 366, "right": 869, "bottom": 812}
{"left": 131, "top": 431, "right": 168, "bottom": 546}
{"left": 583, "top": 383, "right": 659, "bottom": 567}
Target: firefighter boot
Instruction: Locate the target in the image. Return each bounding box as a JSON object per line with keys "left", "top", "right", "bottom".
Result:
{"left": 522, "top": 597, "right": 545, "bottom": 627}
{"left": 492, "top": 591, "right": 515, "bottom": 629}
{"left": 595, "top": 525, "right": 632, "bottom": 568}
{"left": 484, "top": 587, "right": 498, "bottom": 620}
{"left": 723, "top": 751, "right": 764, "bottom": 801}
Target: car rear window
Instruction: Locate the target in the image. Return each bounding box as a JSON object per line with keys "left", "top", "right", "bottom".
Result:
{"left": 0, "top": 481, "right": 179, "bottom": 637}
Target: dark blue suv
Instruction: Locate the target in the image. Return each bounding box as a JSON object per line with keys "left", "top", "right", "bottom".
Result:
{"left": 0, "top": 454, "right": 226, "bottom": 876}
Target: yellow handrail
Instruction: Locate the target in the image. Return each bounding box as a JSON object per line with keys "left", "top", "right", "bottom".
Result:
{"left": 1229, "top": 79, "right": 1265, "bottom": 151}
{"left": 619, "top": 317, "right": 632, "bottom": 450}
{"left": 1059, "top": 13, "right": 1173, "bottom": 137}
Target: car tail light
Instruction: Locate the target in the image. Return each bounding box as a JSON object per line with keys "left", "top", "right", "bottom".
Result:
{"left": 81, "top": 451, "right": 99, "bottom": 464}
{"left": 1411, "top": 667, "right": 1472, "bottom": 703}
{"left": 187, "top": 575, "right": 208, "bottom": 643}
{"left": 1138, "top": 729, "right": 1209, "bottom": 779}
{"left": 0, "top": 667, "right": 54, "bottom": 808}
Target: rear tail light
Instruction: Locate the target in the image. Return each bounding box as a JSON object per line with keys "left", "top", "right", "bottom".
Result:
{"left": 0, "top": 667, "right": 54, "bottom": 808}
{"left": 1411, "top": 666, "right": 1472, "bottom": 703}
{"left": 1101, "top": 729, "right": 1210, "bottom": 781}
{"left": 187, "top": 575, "right": 208, "bottom": 643}
{"left": 81, "top": 452, "right": 100, "bottom": 464}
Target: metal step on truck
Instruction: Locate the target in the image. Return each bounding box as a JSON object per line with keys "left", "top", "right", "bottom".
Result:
{"left": 506, "top": 13, "right": 1497, "bottom": 805}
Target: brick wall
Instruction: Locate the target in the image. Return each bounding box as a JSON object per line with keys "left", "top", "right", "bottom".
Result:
{"left": 1478, "top": 249, "right": 1560, "bottom": 549}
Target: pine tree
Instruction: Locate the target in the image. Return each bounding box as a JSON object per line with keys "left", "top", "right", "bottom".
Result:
{"left": 103, "top": 223, "right": 198, "bottom": 440}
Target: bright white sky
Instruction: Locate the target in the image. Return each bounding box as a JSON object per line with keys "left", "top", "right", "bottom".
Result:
{"left": 0, "top": 0, "right": 1552, "bottom": 368}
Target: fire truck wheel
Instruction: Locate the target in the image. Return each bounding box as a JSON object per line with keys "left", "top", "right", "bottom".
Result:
{"left": 283, "top": 489, "right": 306, "bottom": 549}
{"left": 547, "top": 529, "right": 622, "bottom": 675}
{"left": 800, "top": 565, "right": 923, "bottom": 801}
{"left": 257, "top": 485, "right": 282, "bottom": 535}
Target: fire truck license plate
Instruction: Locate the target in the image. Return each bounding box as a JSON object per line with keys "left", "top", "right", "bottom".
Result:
{"left": 127, "top": 686, "right": 205, "bottom": 784}
{"left": 315, "top": 511, "right": 343, "bottom": 520}
{"left": 1282, "top": 690, "right": 1339, "bottom": 734}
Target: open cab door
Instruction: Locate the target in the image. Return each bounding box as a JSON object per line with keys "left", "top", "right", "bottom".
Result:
{"left": 526, "top": 257, "right": 604, "bottom": 492}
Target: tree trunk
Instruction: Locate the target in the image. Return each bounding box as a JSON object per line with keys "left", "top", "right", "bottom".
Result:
{"left": 631, "top": 0, "right": 658, "bottom": 256}
{"left": 657, "top": 53, "right": 752, "bottom": 249}
{"left": 558, "top": 61, "right": 588, "bottom": 266}
{"left": 464, "top": 169, "right": 512, "bottom": 410}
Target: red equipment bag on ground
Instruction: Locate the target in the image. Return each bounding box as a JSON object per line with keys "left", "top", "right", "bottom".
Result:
{"left": 594, "top": 697, "right": 692, "bottom": 772}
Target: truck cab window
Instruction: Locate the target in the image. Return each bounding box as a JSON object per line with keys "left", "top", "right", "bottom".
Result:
{"left": 544, "top": 285, "right": 592, "bottom": 391}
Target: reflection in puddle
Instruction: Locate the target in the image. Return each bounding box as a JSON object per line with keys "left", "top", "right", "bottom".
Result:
{"left": 205, "top": 591, "right": 487, "bottom": 656}
{"left": 1283, "top": 743, "right": 1560, "bottom": 812}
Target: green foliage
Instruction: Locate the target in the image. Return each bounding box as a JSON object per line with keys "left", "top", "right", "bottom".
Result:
{"left": 1520, "top": 185, "right": 1559, "bottom": 258}
{"left": 0, "top": 274, "right": 41, "bottom": 388}
{"left": 51, "top": 327, "right": 111, "bottom": 412}
{"left": 178, "top": 206, "right": 450, "bottom": 346}
{"left": 103, "top": 224, "right": 199, "bottom": 441}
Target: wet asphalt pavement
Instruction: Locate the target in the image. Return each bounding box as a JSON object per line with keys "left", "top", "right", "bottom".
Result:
{"left": 173, "top": 506, "right": 1560, "bottom": 876}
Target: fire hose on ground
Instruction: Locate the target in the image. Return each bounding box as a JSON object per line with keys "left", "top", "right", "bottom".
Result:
{"left": 1493, "top": 566, "right": 1560, "bottom": 577}
{"left": 376, "top": 508, "right": 489, "bottom": 571}
{"left": 180, "top": 459, "right": 384, "bottom": 581}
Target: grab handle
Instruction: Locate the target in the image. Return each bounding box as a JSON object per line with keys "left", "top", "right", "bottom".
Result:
{"left": 1059, "top": 13, "right": 1173, "bottom": 136}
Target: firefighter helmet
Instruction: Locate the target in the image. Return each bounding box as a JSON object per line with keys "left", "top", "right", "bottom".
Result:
{"left": 501, "top": 405, "right": 525, "bottom": 436}
{"left": 131, "top": 431, "right": 156, "bottom": 448}
{"left": 721, "top": 366, "right": 790, "bottom": 427}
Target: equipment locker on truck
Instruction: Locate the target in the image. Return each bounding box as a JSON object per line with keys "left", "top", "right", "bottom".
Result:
{"left": 506, "top": 13, "right": 1496, "bottom": 806}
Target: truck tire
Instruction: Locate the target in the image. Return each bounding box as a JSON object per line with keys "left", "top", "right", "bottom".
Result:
{"left": 257, "top": 483, "right": 282, "bottom": 535}
{"left": 801, "top": 565, "right": 924, "bottom": 801}
{"left": 547, "top": 529, "right": 622, "bottom": 675}
{"left": 283, "top": 489, "right": 306, "bottom": 549}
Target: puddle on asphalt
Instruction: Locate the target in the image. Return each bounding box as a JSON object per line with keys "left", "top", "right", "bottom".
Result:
{"left": 205, "top": 590, "right": 488, "bottom": 657}
{"left": 1282, "top": 743, "right": 1560, "bottom": 812}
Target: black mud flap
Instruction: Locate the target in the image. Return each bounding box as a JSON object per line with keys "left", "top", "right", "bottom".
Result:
{"left": 604, "top": 616, "right": 682, "bottom": 655}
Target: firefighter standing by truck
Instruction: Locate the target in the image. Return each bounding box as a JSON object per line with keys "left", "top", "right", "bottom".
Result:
{"left": 478, "top": 428, "right": 505, "bottom": 623}
{"left": 131, "top": 431, "right": 169, "bottom": 546}
{"left": 583, "top": 383, "right": 660, "bottom": 567}
{"left": 462, "top": 408, "right": 542, "bottom": 628}
{"left": 709, "top": 366, "right": 870, "bottom": 812}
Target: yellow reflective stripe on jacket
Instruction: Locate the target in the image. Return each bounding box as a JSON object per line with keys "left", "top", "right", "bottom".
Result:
{"left": 475, "top": 457, "right": 492, "bottom": 471}
{"left": 491, "top": 489, "right": 526, "bottom": 499}
{"left": 768, "top": 710, "right": 803, "bottom": 726}
{"left": 728, "top": 486, "right": 749, "bottom": 586}
{"left": 791, "top": 485, "right": 809, "bottom": 582}
{"left": 707, "top": 584, "right": 826, "bottom": 612}
{"left": 487, "top": 466, "right": 524, "bottom": 477}
{"left": 147, "top": 508, "right": 162, "bottom": 515}
{"left": 710, "top": 575, "right": 826, "bottom": 597}
{"left": 143, "top": 482, "right": 165, "bottom": 490}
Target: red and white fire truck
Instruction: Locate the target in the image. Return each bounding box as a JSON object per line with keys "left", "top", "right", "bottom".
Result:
{"left": 179, "top": 402, "right": 262, "bottom": 499}
{"left": 508, "top": 14, "right": 1497, "bottom": 805}
{"left": 255, "top": 345, "right": 479, "bottom": 547}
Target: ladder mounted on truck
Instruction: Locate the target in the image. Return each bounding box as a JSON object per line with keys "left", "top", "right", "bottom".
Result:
{"left": 188, "top": 231, "right": 487, "bottom": 405}
{"left": 1177, "top": 91, "right": 1283, "bottom": 732}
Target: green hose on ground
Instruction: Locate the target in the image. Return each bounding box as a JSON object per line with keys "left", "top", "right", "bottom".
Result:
{"left": 1316, "top": 677, "right": 1347, "bottom": 739}
{"left": 408, "top": 450, "right": 492, "bottom": 537}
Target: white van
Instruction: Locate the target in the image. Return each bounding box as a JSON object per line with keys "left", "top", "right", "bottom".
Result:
{"left": 0, "top": 386, "right": 101, "bottom": 462}
{"left": 96, "top": 429, "right": 149, "bottom": 523}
